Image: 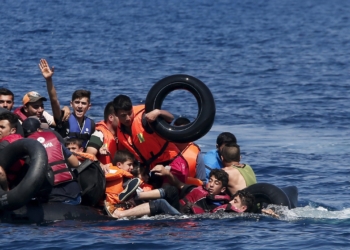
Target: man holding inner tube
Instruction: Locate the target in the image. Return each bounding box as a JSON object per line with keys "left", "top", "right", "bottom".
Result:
{"left": 112, "top": 95, "right": 189, "bottom": 188}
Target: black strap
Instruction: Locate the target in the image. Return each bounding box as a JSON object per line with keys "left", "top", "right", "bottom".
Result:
{"left": 205, "top": 165, "right": 213, "bottom": 171}
{"left": 52, "top": 168, "right": 71, "bottom": 174}
{"left": 76, "top": 159, "right": 95, "bottom": 174}
{"left": 68, "top": 132, "right": 91, "bottom": 140}
{"left": 49, "top": 160, "right": 66, "bottom": 167}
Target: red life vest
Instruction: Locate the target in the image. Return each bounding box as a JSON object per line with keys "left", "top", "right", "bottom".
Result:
{"left": 0, "top": 134, "right": 25, "bottom": 186}
{"left": 179, "top": 186, "right": 231, "bottom": 214}
{"left": 117, "top": 105, "right": 180, "bottom": 170}
{"left": 13, "top": 106, "right": 27, "bottom": 122}
{"left": 28, "top": 131, "right": 74, "bottom": 185}
{"left": 95, "top": 121, "right": 118, "bottom": 164}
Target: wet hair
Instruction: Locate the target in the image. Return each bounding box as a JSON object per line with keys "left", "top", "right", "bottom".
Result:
{"left": 112, "top": 150, "right": 135, "bottom": 165}
{"left": 113, "top": 95, "right": 132, "bottom": 113}
{"left": 103, "top": 101, "right": 116, "bottom": 122}
{"left": 233, "top": 189, "right": 255, "bottom": 213}
{"left": 0, "top": 88, "right": 14, "bottom": 99}
{"left": 173, "top": 116, "right": 190, "bottom": 126}
{"left": 220, "top": 143, "right": 240, "bottom": 162}
{"left": 216, "top": 132, "right": 237, "bottom": 147}
{"left": 130, "top": 164, "right": 146, "bottom": 178}
{"left": 64, "top": 138, "right": 83, "bottom": 148}
{"left": 72, "top": 90, "right": 91, "bottom": 103}
{"left": 0, "top": 112, "right": 19, "bottom": 129}
{"left": 209, "top": 169, "right": 229, "bottom": 188}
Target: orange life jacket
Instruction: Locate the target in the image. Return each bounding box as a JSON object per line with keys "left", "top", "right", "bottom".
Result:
{"left": 181, "top": 142, "right": 201, "bottom": 178}
{"left": 117, "top": 105, "right": 180, "bottom": 170}
{"left": 95, "top": 121, "right": 118, "bottom": 165}
{"left": 105, "top": 164, "right": 134, "bottom": 204}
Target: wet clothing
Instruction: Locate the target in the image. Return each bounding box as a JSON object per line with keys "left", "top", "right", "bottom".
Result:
{"left": 181, "top": 143, "right": 206, "bottom": 182}
{"left": 204, "top": 149, "right": 223, "bottom": 181}
{"left": 231, "top": 164, "right": 257, "bottom": 187}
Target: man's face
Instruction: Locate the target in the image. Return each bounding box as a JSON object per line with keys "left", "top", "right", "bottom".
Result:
{"left": 116, "top": 109, "right": 134, "bottom": 127}
{"left": 0, "top": 95, "right": 14, "bottom": 111}
{"left": 206, "top": 175, "right": 226, "bottom": 195}
{"left": 70, "top": 97, "right": 91, "bottom": 119}
{"left": 117, "top": 159, "right": 134, "bottom": 172}
{"left": 229, "top": 195, "right": 246, "bottom": 212}
{"left": 66, "top": 143, "right": 83, "bottom": 153}
{"left": 0, "top": 120, "right": 16, "bottom": 140}
{"left": 24, "top": 100, "right": 44, "bottom": 118}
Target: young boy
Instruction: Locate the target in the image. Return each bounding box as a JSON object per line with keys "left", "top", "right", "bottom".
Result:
{"left": 39, "top": 59, "right": 95, "bottom": 148}
{"left": 104, "top": 150, "right": 141, "bottom": 215}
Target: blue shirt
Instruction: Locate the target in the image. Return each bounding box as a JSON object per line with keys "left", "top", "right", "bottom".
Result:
{"left": 204, "top": 149, "right": 223, "bottom": 181}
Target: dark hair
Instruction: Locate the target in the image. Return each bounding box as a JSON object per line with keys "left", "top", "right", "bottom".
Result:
{"left": 173, "top": 117, "right": 190, "bottom": 126}
{"left": 65, "top": 138, "right": 83, "bottom": 148}
{"left": 233, "top": 189, "right": 255, "bottom": 213}
{"left": 113, "top": 95, "right": 132, "bottom": 113}
{"left": 104, "top": 101, "right": 116, "bottom": 122}
{"left": 112, "top": 150, "right": 135, "bottom": 165}
{"left": 216, "top": 132, "right": 237, "bottom": 147}
{"left": 209, "top": 169, "right": 229, "bottom": 188}
{"left": 72, "top": 90, "right": 91, "bottom": 102}
{"left": 220, "top": 143, "right": 240, "bottom": 162}
{"left": 0, "top": 88, "right": 14, "bottom": 99}
{"left": 0, "top": 112, "right": 18, "bottom": 129}
{"left": 130, "top": 164, "right": 146, "bottom": 178}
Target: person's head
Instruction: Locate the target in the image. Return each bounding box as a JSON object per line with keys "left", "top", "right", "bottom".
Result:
{"left": 173, "top": 116, "right": 191, "bottom": 150}
{"left": 230, "top": 189, "right": 255, "bottom": 213}
{"left": 216, "top": 132, "right": 237, "bottom": 151}
{"left": 65, "top": 138, "right": 84, "bottom": 153}
{"left": 0, "top": 112, "right": 18, "bottom": 139}
{"left": 70, "top": 90, "right": 91, "bottom": 119}
{"left": 112, "top": 150, "right": 135, "bottom": 172}
{"left": 206, "top": 169, "right": 229, "bottom": 195}
{"left": 0, "top": 88, "right": 14, "bottom": 111}
{"left": 131, "top": 164, "right": 149, "bottom": 183}
{"left": 104, "top": 101, "right": 119, "bottom": 129}
{"left": 220, "top": 143, "right": 240, "bottom": 164}
{"left": 22, "top": 91, "right": 47, "bottom": 118}
{"left": 112, "top": 95, "right": 133, "bottom": 127}
{"left": 22, "top": 117, "right": 41, "bottom": 137}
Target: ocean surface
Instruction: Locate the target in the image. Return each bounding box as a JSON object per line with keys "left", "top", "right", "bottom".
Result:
{"left": 1, "top": 0, "right": 350, "bottom": 249}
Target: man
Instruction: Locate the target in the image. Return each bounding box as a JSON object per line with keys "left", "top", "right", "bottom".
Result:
{"left": 173, "top": 116, "right": 206, "bottom": 184}
{"left": 13, "top": 91, "right": 56, "bottom": 127}
{"left": 204, "top": 132, "right": 237, "bottom": 180}
{"left": 86, "top": 102, "right": 118, "bottom": 166}
{"left": 111, "top": 167, "right": 254, "bottom": 218}
{"left": 0, "top": 112, "right": 23, "bottom": 191}
{"left": 39, "top": 59, "right": 94, "bottom": 147}
{"left": 221, "top": 143, "right": 257, "bottom": 195}
{"left": 22, "top": 118, "right": 82, "bottom": 204}
{"left": 113, "top": 95, "right": 188, "bottom": 187}
{"left": 0, "top": 88, "right": 15, "bottom": 111}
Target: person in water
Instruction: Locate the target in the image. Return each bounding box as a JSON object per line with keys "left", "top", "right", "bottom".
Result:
{"left": 111, "top": 167, "right": 254, "bottom": 218}
{"left": 39, "top": 59, "right": 94, "bottom": 148}
{"left": 173, "top": 116, "right": 206, "bottom": 184}
{"left": 221, "top": 143, "right": 257, "bottom": 195}
{"left": 0, "top": 88, "right": 15, "bottom": 111}
{"left": 204, "top": 132, "right": 237, "bottom": 181}
{"left": 22, "top": 118, "right": 82, "bottom": 205}
{"left": 112, "top": 94, "right": 189, "bottom": 188}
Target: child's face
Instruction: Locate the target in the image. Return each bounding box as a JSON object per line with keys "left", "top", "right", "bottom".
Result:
{"left": 117, "top": 160, "right": 134, "bottom": 172}
{"left": 66, "top": 143, "right": 83, "bottom": 153}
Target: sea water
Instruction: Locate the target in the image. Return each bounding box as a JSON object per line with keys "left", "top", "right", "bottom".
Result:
{"left": 1, "top": 0, "right": 350, "bottom": 249}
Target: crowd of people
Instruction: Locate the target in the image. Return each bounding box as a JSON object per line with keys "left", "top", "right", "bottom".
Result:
{"left": 0, "top": 59, "right": 265, "bottom": 219}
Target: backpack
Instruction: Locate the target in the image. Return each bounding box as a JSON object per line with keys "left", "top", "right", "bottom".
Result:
{"left": 76, "top": 159, "right": 106, "bottom": 206}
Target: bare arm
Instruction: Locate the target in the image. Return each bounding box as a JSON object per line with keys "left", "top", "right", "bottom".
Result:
{"left": 67, "top": 154, "right": 80, "bottom": 168}
{"left": 145, "top": 109, "right": 174, "bottom": 123}
{"left": 151, "top": 165, "right": 185, "bottom": 189}
{"left": 39, "top": 59, "right": 62, "bottom": 122}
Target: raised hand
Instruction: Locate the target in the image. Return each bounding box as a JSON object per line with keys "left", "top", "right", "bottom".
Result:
{"left": 39, "top": 58, "right": 54, "bottom": 79}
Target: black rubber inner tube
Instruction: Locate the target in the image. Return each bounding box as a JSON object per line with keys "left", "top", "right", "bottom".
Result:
{"left": 0, "top": 139, "right": 48, "bottom": 211}
{"left": 145, "top": 74, "right": 216, "bottom": 143}
{"left": 244, "top": 183, "right": 292, "bottom": 212}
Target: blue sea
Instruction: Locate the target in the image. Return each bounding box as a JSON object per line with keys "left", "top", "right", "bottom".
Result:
{"left": 1, "top": 0, "right": 350, "bottom": 249}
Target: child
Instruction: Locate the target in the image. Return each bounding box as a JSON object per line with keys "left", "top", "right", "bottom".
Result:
{"left": 65, "top": 138, "right": 97, "bottom": 162}
{"left": 104, "top": 150, "right": 141, "bottom": 215}
{"left": 131, "top": 164, "right": 153, "bottom": 192}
